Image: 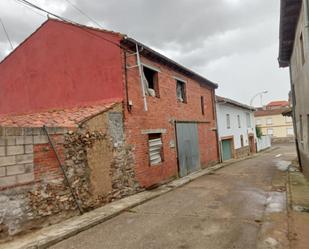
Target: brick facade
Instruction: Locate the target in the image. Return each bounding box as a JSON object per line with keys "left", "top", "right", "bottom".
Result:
{"left": 123, "top": 50, "right": 219, "bottom": 187}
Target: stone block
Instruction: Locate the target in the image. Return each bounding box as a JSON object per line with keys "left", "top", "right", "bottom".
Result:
{"left": 16, "top": 154, "right": 33, "bottom": 164}
{"left": 0, "top": 138, "right": 5, "bottom": 146}
{"left": 0, "top": 146, "right": 5, "bottom": 156}
{"left": 24, "top": 163, "right": 34, "bottom": 173}
{"left": 0, "top": 167, "right": 5, "bottom": 177}
{"left": 7, "top": 145, "right": 24, "bottom": 156}
{"left": 6, "top": 165, "right": 25, "bottom": 175}
{"left": 0, "top": 175, "right": 17, "bottom": 187}
{"left": 33, "top": 135, "right": 48, "bottom": 144}
{"left": 6, "top": 137, "right": 16, "bottom": 146}
{"left": 24, "top": 136, "right": 33, "bottom": 145}
{"left": 5, "top": 127, "right": 23, "bottom": 136}
{"left": 16, "top": 173, "right": 34, "bottom": 184}
{"left": 15, "top": 136, "right": 25, "bottom": 145}
{"left": 0, "top": 156, "right": 16, "bottom": 167}
{"left": 25, "top": 145, "right": 33, "bottom": 154}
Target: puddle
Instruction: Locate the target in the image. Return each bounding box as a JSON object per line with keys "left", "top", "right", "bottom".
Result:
{"left": 265, "top": 192, "right": 286, "bottom": 213}
{"left": 274, "top": 160, "right": 290, "bottom": 171}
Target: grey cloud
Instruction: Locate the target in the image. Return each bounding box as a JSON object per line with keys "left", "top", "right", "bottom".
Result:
{"left": 0, "top": 0, "right": 290, "bottom": 104}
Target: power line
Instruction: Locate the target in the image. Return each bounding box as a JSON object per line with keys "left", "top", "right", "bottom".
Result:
{"left": 15, "top": 0, "right": 123, "bottom": 49}
{"left": 14, "top": 0, "right": 47, "bottom": 18}
{"left": 64, "top": 0, "right": 103, "bottom": 28}
{"left": 0, "top": 17, "right": 14, "bottom": 50}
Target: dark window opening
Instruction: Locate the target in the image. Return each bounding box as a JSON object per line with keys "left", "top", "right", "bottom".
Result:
{"left": 148, "top": 133, "right": 164, "bottom": 165}
{"left": 201, "top": 96, "right": 205, "bottom": 115}
{"left": 143, "top": 66, "right": 159, "bottom": 97}
{"left": 240, "top": 135, "right": 244, "bottom": 147}
{"left": 300, "top": 33, "right": 305, "bottom": 65}
{"left": 176, "top": 80, "right": 186, "bottom": 103}
{"left": 226, "top": 114, "right": 231, "bottom": 129}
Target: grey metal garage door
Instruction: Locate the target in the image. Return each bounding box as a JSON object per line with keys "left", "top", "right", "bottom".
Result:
{"left": 176, "top": 123, "right": 201, "bottom": 177}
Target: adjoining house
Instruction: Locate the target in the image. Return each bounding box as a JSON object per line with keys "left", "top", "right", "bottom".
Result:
{"left": 0, "top": 18, "right": 219, "bottom": 237}
{"left": 278, "top": 0, "right": 309, "bottom": 180}
{"left": 254, "top": 101, "right": 294, "bottom": 142}
{"left": 216, "top": 96, "right": 257, "bottom": 161}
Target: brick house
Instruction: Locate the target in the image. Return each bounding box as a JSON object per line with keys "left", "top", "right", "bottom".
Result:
{"left": 0, "top": 19, "right": 219, "bottom": 237}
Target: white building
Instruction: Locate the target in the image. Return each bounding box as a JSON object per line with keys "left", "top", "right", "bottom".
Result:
{"left": 216, "top": 96, "right": 257, "bottom": 161}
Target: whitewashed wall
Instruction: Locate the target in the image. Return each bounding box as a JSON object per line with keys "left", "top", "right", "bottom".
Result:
{"left": 216, "top": 103, "right": 256, "bottom": 149}
{"left": 256, "top": 135, "right": 271, "bottom": 152}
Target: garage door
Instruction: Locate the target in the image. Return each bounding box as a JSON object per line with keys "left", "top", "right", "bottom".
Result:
{"left": 176, "top": 123, "right": 200, "bottom": 177}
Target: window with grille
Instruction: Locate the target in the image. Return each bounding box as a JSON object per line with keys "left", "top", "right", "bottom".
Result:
{"left": 148, "top": 133, "right": 163, "bottom": 165}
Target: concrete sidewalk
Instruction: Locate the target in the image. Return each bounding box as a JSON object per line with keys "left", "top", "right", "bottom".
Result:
{"left": 1, "top": 150, "right": 274, "bottom": 249}
{"left": 287, "top": 166, "right": 309, "bottom": 249}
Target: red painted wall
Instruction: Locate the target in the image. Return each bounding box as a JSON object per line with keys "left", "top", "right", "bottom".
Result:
{"left": 0, "top": 20, "right": 123, "bottom": 115}
{"left": 123, "top": 52, "right": 219, "bottom": 187}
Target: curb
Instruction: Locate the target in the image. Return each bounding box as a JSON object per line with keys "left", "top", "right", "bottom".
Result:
{"left": 2, "top": 149, "right": 272, "bottom": 249}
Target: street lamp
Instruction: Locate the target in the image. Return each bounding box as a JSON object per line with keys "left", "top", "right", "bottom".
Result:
{"left": 250, "top": 91, "right": 268, "bottom": 107}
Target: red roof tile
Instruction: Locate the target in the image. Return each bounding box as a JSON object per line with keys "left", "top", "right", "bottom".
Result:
{"left": 254, "top": 108, "right": 289, "bottom": 117}
{"left": 267, "top": 101, "right": 289, "bottom": 107}
{"left": 0, "top": 100, "right": 120, "bottom": 128}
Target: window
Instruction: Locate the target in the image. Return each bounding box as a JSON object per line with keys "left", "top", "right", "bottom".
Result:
{"left": 176, "top": 80, "right": 186, "bottom": 103}
{"left": 246, "top": 113, "right": 251, "bottom": 128}
{"left": 237, "top": 115, "right": 241, "bottom": 128}
{"left": 256, "top": 119, "right": 261, "bottom": 125}
{"left": 285, "top": 116, "right": 292, "bottom": 123}
{"left": 300, "top": 115, "right": 304, "bottom": 141}
{"left": 287, "top": 128, "right": 294, "bottom": 136}
{"left": 148, "top": 133, "right": 163, "bottom": 165}
{"left": 267, "top": 128, "right": 273, "bottom": 136}
{"left": 240, "top": 135, "right": 244, "bottom": 147}
{"left": 300, "top": 33, "right": 305, "bottom": 65}
{"left": 200, "top": 96, "right": 205, "bottom": 115}
{"left": 266, "top": 118, "right": 272, "bottom": 125}
{"left": 142, "top": 65, "right": 159, "bottom": 97}
{"left": 226, "top": 114, "right": 231, "bottom": 129}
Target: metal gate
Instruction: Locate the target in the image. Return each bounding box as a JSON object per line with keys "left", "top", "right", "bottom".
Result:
{"left": 176, "top": 123, "right": 200, "bottom": 177}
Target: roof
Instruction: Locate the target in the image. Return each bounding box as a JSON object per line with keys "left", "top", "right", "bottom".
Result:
{"left": 122, "top": 37, "right": 218, "bottom": 89}
{"left": 1, "top": 18, "right": 218, "bottom": 90}
{"left": 216, "top": 96, "right": 255, "bottom": 111}
{"left": 278, "top": 0, "right": 302, "bottom": 67}
{"left": 0, "top": 101, "right": 119, "bottom": 128}
{"left": 267, "top": 100, "right": 289, "bottom": 107}
{"left": 254, "top": 108, "right": 290, "bottom": 117}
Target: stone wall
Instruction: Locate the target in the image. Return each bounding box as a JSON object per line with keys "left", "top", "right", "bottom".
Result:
{"left": 235, "top": 146, "right": 250, "bottom": 159}
{"left": 0, "top": 104, "right": 141, "bottom": 240}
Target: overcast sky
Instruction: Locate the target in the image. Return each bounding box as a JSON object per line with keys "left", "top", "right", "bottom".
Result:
{"left": 0, "top": 0, "right": 289, "bottom": 106}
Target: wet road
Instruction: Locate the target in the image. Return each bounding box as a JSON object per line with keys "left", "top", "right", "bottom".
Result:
{"left": 50, "top": 144, "right": 296, "bottom": 249}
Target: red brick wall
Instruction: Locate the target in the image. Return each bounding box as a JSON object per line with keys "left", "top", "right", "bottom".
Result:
{"left": 122, "top": 51, "right": 219, "bottom": 187}
{"left": 0, "top": 19, "right": 123, "bottom": 115}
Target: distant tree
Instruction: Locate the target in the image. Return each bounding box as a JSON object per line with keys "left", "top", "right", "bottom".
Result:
{"left": 256, "top": 126, "right": 263, "bottom": 138}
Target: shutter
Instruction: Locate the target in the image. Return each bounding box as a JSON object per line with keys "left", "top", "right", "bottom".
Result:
{"left": 149, "top": 137, "right": 162, "bottom": 165}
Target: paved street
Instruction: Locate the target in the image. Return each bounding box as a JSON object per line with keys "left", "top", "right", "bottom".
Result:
{"left": 50, "top": 144, "right": 296, "bottom": 249}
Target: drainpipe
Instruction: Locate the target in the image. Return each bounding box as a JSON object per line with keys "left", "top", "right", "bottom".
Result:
{"left": 289, "top": 66, "right": 303, "bottom": 171}
{"left": 212, "top": 91, "right": 222, "bottom": 163}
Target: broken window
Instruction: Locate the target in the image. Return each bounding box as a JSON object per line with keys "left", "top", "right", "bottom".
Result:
{"left": 142, "top": 66, "right": 159, "bottom": 97}
{"left": 176, "top": 80, "right": 186, "bottom": 103}
{"left": 148, "top": 133, "right": 164, "bottom": 166}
